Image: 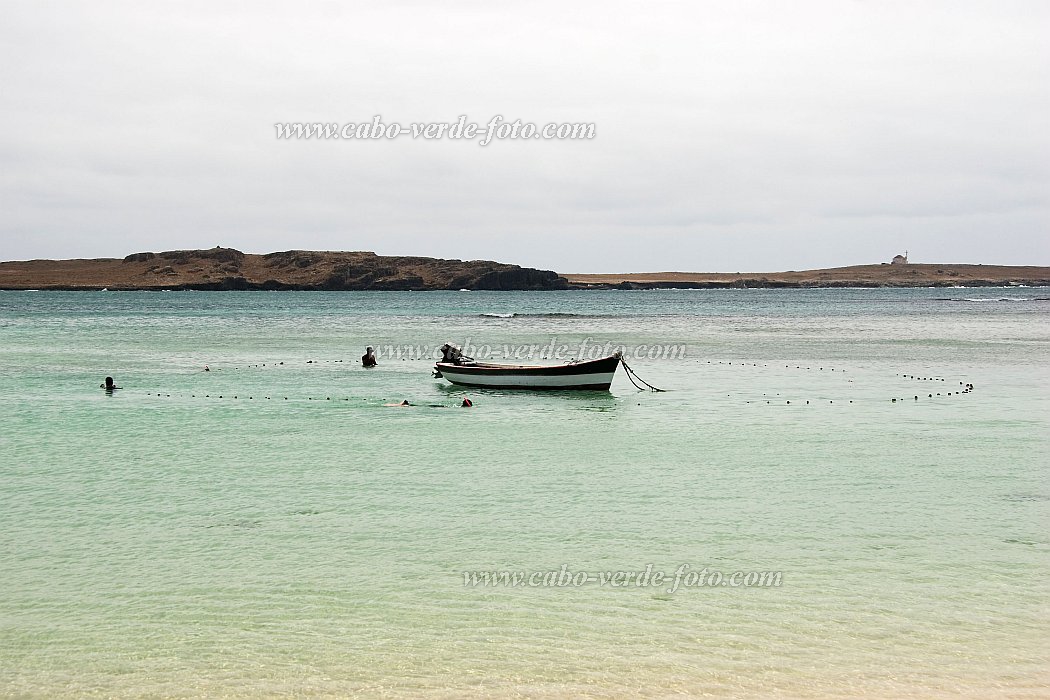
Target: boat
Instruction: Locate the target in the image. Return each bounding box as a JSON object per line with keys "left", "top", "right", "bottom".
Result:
{"left": 434, "top": 353, "right": 622, "bottom": 390}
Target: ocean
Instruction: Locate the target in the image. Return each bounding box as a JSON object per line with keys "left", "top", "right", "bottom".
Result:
{"left": 1, "top": 288, "right": 1047, "bottom": 697}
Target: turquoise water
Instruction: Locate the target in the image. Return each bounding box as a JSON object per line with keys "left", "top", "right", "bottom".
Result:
{"left": 1, "top": 289, "right": 1047, "bottom": 697}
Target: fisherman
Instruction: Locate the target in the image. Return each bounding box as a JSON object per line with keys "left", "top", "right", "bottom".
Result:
{"left": 100, "top": 376, "right": 121, "bottom": 391}
{"left": 362, "top": 346, "right": 377, "bottom": 367}
{"left": 439, "top": 343, "right": 457, "bottom": 364}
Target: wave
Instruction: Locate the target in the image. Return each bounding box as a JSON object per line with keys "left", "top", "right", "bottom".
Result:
{"left": 933, "top": 297, "right": 1050, "bottom": 303}
{"left": 478, "top": 312, "right": 592, "bottom": 318}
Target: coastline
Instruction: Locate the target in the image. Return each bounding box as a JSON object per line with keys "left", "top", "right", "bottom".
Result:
{"left": 0, "top": 248, "right": 568, "bottom": 292}
{"left": 1, "top": 249, "right": 1048, "bottom": 290}
{"left": 565, "top": 264, "right": 1050, "bottom": 289}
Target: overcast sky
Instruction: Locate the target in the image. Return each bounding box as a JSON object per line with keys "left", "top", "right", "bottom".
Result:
{"left": 2, "top": 1, "right": 1047, "bottom": 272}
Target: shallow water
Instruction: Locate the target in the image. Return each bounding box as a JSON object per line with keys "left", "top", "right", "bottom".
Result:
{"left": 1, "top": 289, "right": 1048, "bottom": 697}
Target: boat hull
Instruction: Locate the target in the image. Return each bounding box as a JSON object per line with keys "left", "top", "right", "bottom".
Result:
{"left": 435, "top": 354, "right": 620, "bottom": 390}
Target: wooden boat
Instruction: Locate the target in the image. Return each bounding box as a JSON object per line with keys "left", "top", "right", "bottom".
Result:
{"left": 434, "top": 353, "right": 621, "bottom": 390}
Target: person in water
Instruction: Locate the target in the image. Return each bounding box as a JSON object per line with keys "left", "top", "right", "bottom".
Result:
{"left": 383, "top": 399, "right": 472, "bottom": 408}
{"left": 362, "top": 346, "right": 377, "bottom": 367}
{"left": 100, "top": 376, "right": 121, "bottom": 391}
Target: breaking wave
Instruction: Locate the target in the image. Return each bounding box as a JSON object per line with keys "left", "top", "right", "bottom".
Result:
{"left": 934, "top": 297, "right": 1050, "bottom": 303}
{"left": 478, "top": 312, "right": 591, "bottom": 318}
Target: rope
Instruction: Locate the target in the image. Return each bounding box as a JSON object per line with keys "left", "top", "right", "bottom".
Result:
{"left": 619, "top": 356, "right": 666, "bottom": 392}
{"left": 622, "top": 364, "right": 647, "bottom": 391}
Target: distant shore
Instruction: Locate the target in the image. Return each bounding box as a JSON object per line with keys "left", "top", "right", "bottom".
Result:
{"left": 1, "top": 249, "right": 1047, "bottom": 290}
{"left": 565, "top": 264, "right": 1050, "bottom": 289}
{"left": 0, "top": 248, "right": 568, "bottom": 291}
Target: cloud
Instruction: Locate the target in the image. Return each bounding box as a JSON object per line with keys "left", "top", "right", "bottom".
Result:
{"left": 1, "top": 0, "right": 1047, "bottom": 271}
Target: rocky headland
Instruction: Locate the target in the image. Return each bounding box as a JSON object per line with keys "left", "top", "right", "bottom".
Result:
{"left": 0, "top": 248, "right": 569, "bottom": 291}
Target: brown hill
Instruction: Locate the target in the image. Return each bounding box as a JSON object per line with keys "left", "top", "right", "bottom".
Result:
{"left": 0, "top": 248, "right": 569, "bottom": 291}
{"left": 565, "top": 264, "right": 1050, "bottom": 289}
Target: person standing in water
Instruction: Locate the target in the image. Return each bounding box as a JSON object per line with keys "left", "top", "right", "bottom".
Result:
{"left": 100, "top": 376, "right": 121, "bottom": 392}
{"left": 362, "top": 346, "right": 377, "bottom": 367}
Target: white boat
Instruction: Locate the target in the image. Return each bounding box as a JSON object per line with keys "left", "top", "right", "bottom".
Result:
{"left": 435, "top": 353, "right": 621, "bottom": 390}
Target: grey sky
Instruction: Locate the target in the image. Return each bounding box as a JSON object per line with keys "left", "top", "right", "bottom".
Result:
{"left": 2, "top": 0, "right": 1047, "bottom": 272}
